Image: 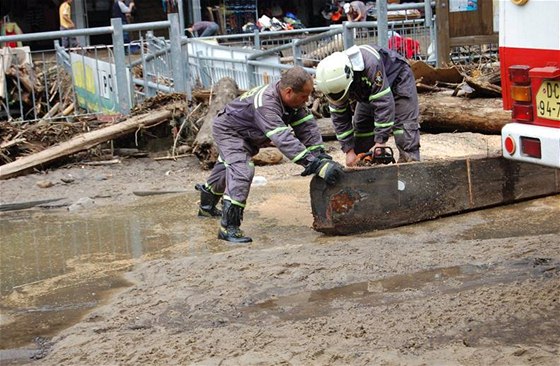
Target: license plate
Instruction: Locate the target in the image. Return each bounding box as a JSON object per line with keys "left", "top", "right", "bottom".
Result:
{"left": 536, "top": 80, "right": 560, "bottom": 121}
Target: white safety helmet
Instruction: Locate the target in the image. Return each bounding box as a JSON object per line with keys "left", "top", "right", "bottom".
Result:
{"left": 315, "top": 52, "right": 354, "bottom": 104}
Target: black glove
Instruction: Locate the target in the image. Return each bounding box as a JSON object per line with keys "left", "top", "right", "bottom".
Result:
{"left": 301, "top": 158, "right": 344, "bottom": 185}
{"left": 316, "top": 149, "right": 333, "bottom": 161}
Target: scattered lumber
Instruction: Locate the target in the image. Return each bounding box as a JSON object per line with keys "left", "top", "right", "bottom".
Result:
{"left": 464, "top": 75, "right": 502, "bottom": 98}
{"left": 410, "top": 61, "right": 464, "bottom": 86}
{"left": 0, "top": 108, "right": 174, "bottom": 180}
{"left": 310, "top": 157, "right": 560, "bottom": 235}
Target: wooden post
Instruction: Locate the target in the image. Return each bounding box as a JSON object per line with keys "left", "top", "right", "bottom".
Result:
{"left": 436, "top": 0, "right": 450, "bottom": 67}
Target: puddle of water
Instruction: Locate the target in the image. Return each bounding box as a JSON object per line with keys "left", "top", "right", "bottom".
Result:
{"left": 0, "top": 179, "right": 321, "bottom": 352}
{"left": 244, "top": 259, "right": 559, "bottom": 322}
{"left": 0, "top": 192, "right": 219, "bottom": 350}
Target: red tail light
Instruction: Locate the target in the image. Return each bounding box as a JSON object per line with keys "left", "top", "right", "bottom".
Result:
{"left": 512, "top": 103, "right": 533, "bottom": 122}
{"left": 509, "top": 65, "right": 531, "bottom": 84}
{"left": 504, "top": 135, "right": 516, "bottom": 155}
{"left": 520, "top": 137, "right": 542, "bottom": 158}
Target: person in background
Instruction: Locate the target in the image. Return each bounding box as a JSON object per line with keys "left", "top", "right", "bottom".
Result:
{"left": 0, "top": 18, "right": 23, "bottom": 48}
{"left": 186, "top": 21, "right": 219, "bottom": 37}
{"left": 59, "top": 0, "right": 78, "bottom": 48}
{"left": 195, "top": 66, "right": 343, "bottom": 243}
{"left": 315, "top": 44, "right": 421, "bottom": 165}
{"left": 344, "top": 1, "right": 367, "bottom": 22}
{"left": 112, "top": 0, "right": 135, "bottom": 45}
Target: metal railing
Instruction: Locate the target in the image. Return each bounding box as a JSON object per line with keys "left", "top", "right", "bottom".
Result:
{"left": 0, "top": 14, "right": 187, "bottom": 123}
{"left": 1, "top": 0, "right": 500, "bottom": 124}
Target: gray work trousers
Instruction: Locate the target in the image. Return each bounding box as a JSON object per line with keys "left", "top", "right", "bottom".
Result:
{"left": 204, "top": 114, "right": 258, "bottom": 204}
{"left": 353, "top": 65, "right": 421, "bottom": 162}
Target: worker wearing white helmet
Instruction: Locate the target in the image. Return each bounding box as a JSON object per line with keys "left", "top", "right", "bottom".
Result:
{"left": 344, "top": 1, "right": 367, "bottom": 22}
{"left": 315, "top": 44, "right": 421, "bottom": 165}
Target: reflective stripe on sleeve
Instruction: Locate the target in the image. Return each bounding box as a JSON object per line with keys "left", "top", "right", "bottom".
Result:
{"left": 292, "top": 149, "right": 309, "bottom": 163}
{"left": 291, "top": 114, "right": 313, "bottom": 127}
{"left": 368, "top": 87, "right": 391, "bottom": 101}
{"left": 393, "top": 128, "right": 404, "bottom": 136}
{"left": 265, "top": 126, "right": 290, "bottom": 138}
{"left": 307, "top": 144, "right": 325, "bottom": 152}
{"left": 336, "top": 128, "right": 355, "bottom": 140}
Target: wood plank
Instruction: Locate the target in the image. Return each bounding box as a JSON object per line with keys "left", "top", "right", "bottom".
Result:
{"left": 0, "top": 109, "right": 172, "bottom": 180}
{"left": 310, "top": 157, "right": 560, "bottom": 235}
{"left": 0, "top": 198, "right": 66, "bottom": 212}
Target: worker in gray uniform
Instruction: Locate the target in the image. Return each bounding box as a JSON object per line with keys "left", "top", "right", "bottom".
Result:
{"left": 315, "top": 44, "right": 421, "bottom": 166}
{"left": 196, "top": 66, "right": 344, "bottom": 244}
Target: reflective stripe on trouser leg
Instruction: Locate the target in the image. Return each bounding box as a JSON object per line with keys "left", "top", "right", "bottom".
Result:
{"left": 205, "top": 156, "right": 227, "bottom": 195}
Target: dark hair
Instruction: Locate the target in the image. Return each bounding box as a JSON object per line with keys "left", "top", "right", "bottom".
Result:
{"left": 279, "top": 66, "right": 312, "bottom": 93}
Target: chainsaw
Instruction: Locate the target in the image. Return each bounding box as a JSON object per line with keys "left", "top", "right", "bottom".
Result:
{"left": 356, "top": 147, "right": 396, "bottom": 166}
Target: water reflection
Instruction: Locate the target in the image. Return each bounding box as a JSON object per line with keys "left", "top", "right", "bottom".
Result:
{"left": 0, "top": 193, "right": 215, "bottom": 350}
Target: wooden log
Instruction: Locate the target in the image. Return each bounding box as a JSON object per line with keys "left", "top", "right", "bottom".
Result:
{"left": 310, "top": 157, "right": 560, "bottom": 235}
{"left": 0, "top": 109, "right": 172, "bottom": 180}
{"left": 313, "top": 93, "right": 510, "bottom": 138}
{"left": 192, "top": 77, "right": 240, "bottom": 169}
{"left": 418, "top": 93, "right": 510, "bottom": 134}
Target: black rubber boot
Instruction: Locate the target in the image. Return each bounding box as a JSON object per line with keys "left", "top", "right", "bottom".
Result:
{"left": 218, "top": 200, "right": 252, "bottom": 243}
{"left": 195, "top": 183, "right": 222, "bottom": 217}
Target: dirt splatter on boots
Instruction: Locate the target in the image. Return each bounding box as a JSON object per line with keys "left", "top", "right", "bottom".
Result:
{"left": 195, "top": 183, "right": 222, "bottom": 217}
{"left": 218, "top": 200, "right": 252, "bottom": 243}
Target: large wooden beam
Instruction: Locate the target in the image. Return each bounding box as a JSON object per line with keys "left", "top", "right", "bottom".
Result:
{"left": 310, "top": 157, "right": 560, "bottom": 235}
{"left": 0, "top": 109, "right": 172, "bottom": 180}
{"left": 418, "top": 94, "right": 510, "bottom": 134}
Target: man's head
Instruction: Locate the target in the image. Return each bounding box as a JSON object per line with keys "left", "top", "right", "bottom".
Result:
{"left": 279, "top": 66, "right": 313, "bottom": 109}
{"left": 315, "top": 52, "right": 354, "bottom": 104}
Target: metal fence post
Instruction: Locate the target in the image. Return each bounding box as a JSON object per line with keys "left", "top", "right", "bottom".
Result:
{"left": 177, "top": 0, "right": 186, "bottom": 35}
{"left": 377, "top": 0, "right": 389, "bottom": 48}
{"left": 253, "top": 29, "right": 260, "bottom": 49}
{"left": 424, "top": 0, "right": 436, "bottom": 64}
{"left": 111, "top": 17, "right": 131, "bottom": 115}
{"left": 342, "top": 23, "right": 354, "bottom": 49}
{"left": 168, "top": 13, "right": 188, "bottom": 95}
{"left": 292, "top": 39, "right": 303, "bottom": 66}
{"left": 247, "top": 59, "right": 257, "bottom": 87}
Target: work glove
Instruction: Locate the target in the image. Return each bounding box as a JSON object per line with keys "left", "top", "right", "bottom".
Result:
{"left": 301, "top": 157, "right": 344, "bottom": 185}
{"left": 316, "top": 149, "right": 333, "bottom": 161}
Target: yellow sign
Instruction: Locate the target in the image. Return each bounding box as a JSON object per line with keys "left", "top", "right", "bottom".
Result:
{"left": 70, "top": 53, "right": 130, "bottom": 114}
{"left": 536, "top": 80, "right": 560, "bottom": 121}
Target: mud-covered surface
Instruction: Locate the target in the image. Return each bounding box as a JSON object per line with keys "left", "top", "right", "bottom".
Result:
{"left": 1, "top": 133, "right": 559, "bottom": 365}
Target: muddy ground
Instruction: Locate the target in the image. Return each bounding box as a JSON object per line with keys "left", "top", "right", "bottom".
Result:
{"left": 1, "top": 132, "right": 559, "bottom": 365}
